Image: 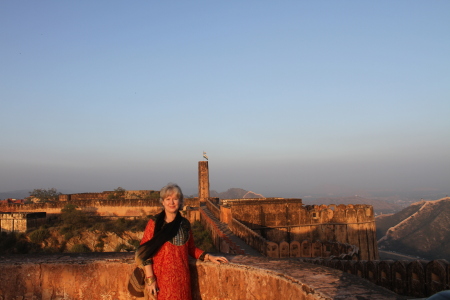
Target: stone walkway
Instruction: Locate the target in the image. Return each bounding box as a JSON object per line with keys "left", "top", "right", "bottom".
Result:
{"left": 200, "top": 204, "right": 261, "bottom": 256}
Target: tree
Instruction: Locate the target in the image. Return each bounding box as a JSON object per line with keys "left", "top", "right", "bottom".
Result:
{"left": 29, "top": 188, "right": 61, "bottom": 203}
{"left": 107, "top": 187, "right": 126, "bottom": 200}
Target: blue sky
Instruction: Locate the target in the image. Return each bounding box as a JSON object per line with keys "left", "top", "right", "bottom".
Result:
{"left": 1, "top": 1, "right": 449, "bottom": 197}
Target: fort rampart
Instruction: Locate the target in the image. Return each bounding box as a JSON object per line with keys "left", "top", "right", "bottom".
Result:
{"left": 302, "top": 257, "right": 450, "bottom": 298}
{"left": 58, "top": 190, "right": 158, "bottom": 201}
{"left": 0, "top": 198, "right": 200, "bottom": 217}
{"left": 220, "top": 199, "right": 378, "bottom": 260}
{"left": 0, "top": 253, "right": 401, "bottom": 300}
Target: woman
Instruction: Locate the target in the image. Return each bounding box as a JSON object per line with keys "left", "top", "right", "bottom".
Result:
{"left": 136, "top": 183, "right": 228, "bottom": 300}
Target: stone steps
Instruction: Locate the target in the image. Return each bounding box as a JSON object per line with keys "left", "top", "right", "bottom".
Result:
{"left": 200, "top": 205, "right": 261, "bottom": 256}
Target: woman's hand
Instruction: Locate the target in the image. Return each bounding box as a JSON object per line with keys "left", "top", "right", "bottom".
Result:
{"left": 145, "top": 277, "right": 159, "bottom": 298}
{"left": 207, "top": 254, "right": 229, "bottom": 264}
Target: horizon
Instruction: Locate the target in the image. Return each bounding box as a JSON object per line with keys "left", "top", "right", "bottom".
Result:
{"left": 1, "top": 185, "right": 447, "bottom": 202}
{"left": 1, "top": 1, "right": 449, "bottom": 198}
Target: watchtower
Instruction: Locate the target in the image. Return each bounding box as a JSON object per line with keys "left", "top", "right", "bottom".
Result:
{"left": 198, "top": 161, "right": 209, "bottom": 204}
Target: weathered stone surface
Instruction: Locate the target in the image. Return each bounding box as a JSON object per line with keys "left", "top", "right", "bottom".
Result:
{"left": 0, "top": 212, "right": 46, "bottom": 233}
{"left": 0, "top": 253, "right": 404, "bottom": 300}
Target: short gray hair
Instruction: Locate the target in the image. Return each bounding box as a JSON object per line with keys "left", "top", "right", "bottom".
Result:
{"left": 159, "top": 183, "right": 184, "bottom": 208}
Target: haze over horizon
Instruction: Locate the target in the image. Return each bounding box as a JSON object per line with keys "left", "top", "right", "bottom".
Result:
{"left": 1, "top": 2, "right": 449, "bottom": 199}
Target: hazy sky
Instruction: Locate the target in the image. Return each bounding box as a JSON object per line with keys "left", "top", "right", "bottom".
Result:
{"left": 1, "top": 1, "right": 449, "bottom": 198}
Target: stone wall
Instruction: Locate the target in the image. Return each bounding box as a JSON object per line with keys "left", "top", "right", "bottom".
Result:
{"left": 0, "top": 212, "right": 46, "bottom": 233}
{"left": 229, "top": 217, "right": 269, "bottom": 255}
{"left": 303, "top": 257, "right": 450, "bottom": 298}
{"left": 206, "top": 198, "right": 220, "bottom": 219}
{"left": 0, "top": 253, "right": 402, "bottom": 300}
{"left": 224, "top": 198, "right": 304, "bottom": 228}
{"left": 58, "top": 190, "right": 158, "bottom": 201}
{"left": 199, "top": 207, "right": 245, "bottom": 255}
{"left": 0, "top": 198, "right": 200, "bottom": 217}
{"left": 224, "top": 200, "right": 378, "bottom": 261}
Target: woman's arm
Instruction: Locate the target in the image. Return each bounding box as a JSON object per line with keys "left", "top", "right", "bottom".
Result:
{"left": 139, "top": 219, "right": 159, "bottom": 296}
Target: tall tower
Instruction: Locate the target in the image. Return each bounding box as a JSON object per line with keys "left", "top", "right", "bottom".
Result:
{"left": 198, "top": 161, "right": 209, "bottom": 204}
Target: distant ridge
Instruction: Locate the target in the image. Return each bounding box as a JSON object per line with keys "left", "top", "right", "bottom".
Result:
{"left": 0, "top": 190, "right": 31, "bottom": 200}
{"left": 302, "top": 196, "right": 402, "bottom": 214}
{"left": 376, "top": 197, "right": 450, "bottom": 261}
{"left": 210, "top": 188, "right": 264, "bottom": 200}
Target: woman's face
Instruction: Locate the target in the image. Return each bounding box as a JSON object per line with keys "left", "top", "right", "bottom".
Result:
{"left": 162, "top": 193, "right": 180, "bottom": 214}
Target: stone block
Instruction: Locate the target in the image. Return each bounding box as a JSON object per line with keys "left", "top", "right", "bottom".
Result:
{"left": 366, "top": 260, "right": 379, "bottom": 284}
{"left": 426, "top": 259, "right": 449, "bottom": 296}
{"left": 280, "top": 241, "right": 290, "bottom": 258}
{"left": 266, "top": 242, "right": 279, "bottom": 258}
{"left": 301, "top": 240, "right": 312, "bottom": 257}
{"left": 378, "top": 260, "right": 395, "bottom": 291}
{"left": 391, "top": 260, "right": 408, "bottom": 295}
{"left": 290, "top": 241, "right": 301, "bottom": 257}
{"left": 407, "top": 260, "right": 427, "bottom": 298}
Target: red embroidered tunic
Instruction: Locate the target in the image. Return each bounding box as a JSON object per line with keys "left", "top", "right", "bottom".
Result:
{"left": 140, "top": 218, "right": 204, "bottom": 300}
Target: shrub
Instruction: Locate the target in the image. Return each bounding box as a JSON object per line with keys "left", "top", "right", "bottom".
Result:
{"left": 0, "top": 232, "right": 17, "bottom": 254}
{"left": 191, "top": 221, "right": 216, "bottom": 252}
{"left": 114, "top": 243, "right": 133, "bottom": 252}
{"left": 29, "top": 228, "right": 50, "bottom": 244}
{"left": 69, "top": 243, "right": 91, "bottom": 253}
{"left": 60, "top": 209, "right": 88, "bottom": 228}
{"left": 128, "top": 239, "right": 140, "bottom": 250}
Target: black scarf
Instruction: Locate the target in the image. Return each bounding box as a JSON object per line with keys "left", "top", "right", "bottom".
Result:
{"left": 136, "top": 210, "right": 182, "bottom": 262}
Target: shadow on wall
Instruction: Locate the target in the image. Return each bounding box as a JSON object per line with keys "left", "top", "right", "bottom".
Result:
{"left": 304, "top": 257, "right": 450, "bottom": 298}
{"left": 230, "top": 218, "right": 377, "bottom": 260}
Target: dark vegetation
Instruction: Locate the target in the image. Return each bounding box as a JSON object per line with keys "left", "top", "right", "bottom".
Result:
{"left": 29, "top": 188, "right": 61, "bottom": 202}
{"left": 192, "top": 220, "right": 217, "bottom": 253}
{"left": 0, "top": 204, "right": 215, "bottom": 254}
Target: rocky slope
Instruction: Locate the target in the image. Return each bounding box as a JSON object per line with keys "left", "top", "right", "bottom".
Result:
{"left": 376, "top": 197, "right": 450, "bottom": 260}
{"left": 43, "top": 228, "right": 143, "bottom": 252}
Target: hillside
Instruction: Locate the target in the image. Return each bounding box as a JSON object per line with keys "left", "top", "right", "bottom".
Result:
{"left": 302, "top": 196, "right": 402, "bottom": 214}
{"left": 376, "top": 197, "right": 450, "bottom": 261}
{"left": 210, "top": 188, "right": 264, "bottom": 199}
{"left": 0, "top": 190, "right": 31, "bottom": 200}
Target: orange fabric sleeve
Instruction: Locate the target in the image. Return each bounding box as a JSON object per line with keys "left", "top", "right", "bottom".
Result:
{"left": 140, "top": 219, "right": 155, "bottom": 245}
{"left": 188, "top": 229, "right": 205, "bottom": 259}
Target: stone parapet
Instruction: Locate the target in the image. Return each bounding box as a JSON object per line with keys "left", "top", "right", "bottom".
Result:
{"left": 303, "top": 257, "right": 450, "bottom": 298}
{"left": 229, "top": 217, "right": 269, "bottom": 256}
{"left": 0, "top": 198, "right": 200, "bottom": 217}
{"left": 206, "top": 198, "right": 220, "bottom": 220}
{"left": 0, "top": 253, "right": 403, "bottom": 300}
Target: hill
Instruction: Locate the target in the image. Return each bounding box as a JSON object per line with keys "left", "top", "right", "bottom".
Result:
{"left": 302, "top": 196, "right": 402, "bottom": 214}
{"left": 210, "top": 188, "right": 264, "bottom": 199}
{"left": 376, "top": 197, "right": 450, "bottom": 261}
{"left": 0, "top": 190, "right": 31, "bottom": 200}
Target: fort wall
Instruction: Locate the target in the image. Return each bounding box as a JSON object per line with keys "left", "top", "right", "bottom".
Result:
{"left": 58, "top": 190, "right": 158, "bottom": 201}
{"left": 222, "top": 200, "right": 378, "bottom": 260}
{"left": 0, "top": 198, "right": 200, "bottom": 217}
{"left": 0, "top": 253, "right": 401, "bottom": 300}
{"left": 302, "top": 257, "right": 450, "bottom": 298}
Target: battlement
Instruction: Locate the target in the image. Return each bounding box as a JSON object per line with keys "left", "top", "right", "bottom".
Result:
{"left": 303, "top": 257, "right": 450, "bottom": 298}
{"left": 211, "top": 198, "right": 378, "bottom": 260}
